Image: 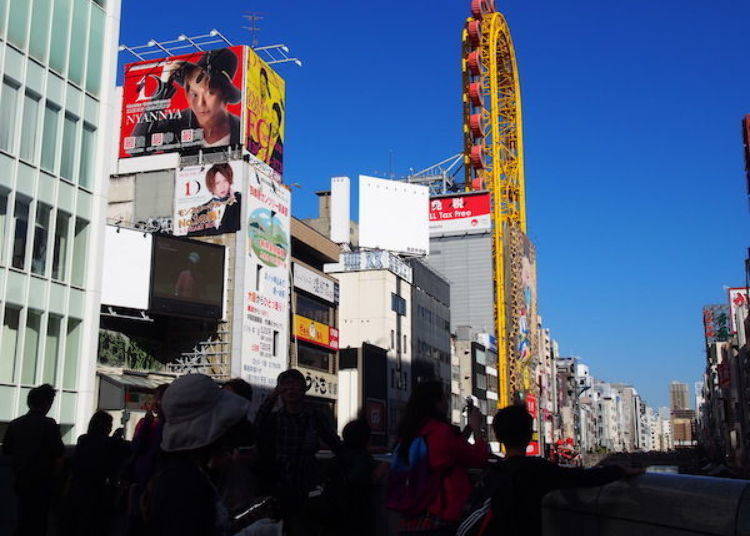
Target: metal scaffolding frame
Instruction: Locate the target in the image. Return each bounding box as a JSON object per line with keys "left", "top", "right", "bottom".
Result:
{"left": 119, "top": 30, "right": 302, "bottom": 66}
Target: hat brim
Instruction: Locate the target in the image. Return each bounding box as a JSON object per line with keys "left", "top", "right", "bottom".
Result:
{"left": 161, "top": 388, "right": 250, "bottom": 452}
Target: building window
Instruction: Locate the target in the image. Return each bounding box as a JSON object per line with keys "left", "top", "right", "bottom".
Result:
{"left": 50, "top": 0, "right": 71, "bottom": 74}
{"left": 296, "top": 293, "right": 330, "bottom": 325}
{"left": 391, "top": 293, "right": 406, "bottom": 316}
{"left": 31, "top": 203, "right": 51, "bottom": 276}
{"left": 29, "top": 0, "right": 52, "bottom": 61}
{"left": 298, "top": 342, "right": 331, "bottom": 372}
{"left": 79, "top": 124, "right": 96, "bottom": 189}
{"left": 86, "top": 4, "right": 104, "bottom": 95}
{"left": 20, "top": 92, "right": 40, "bottom": 162}
{"left": 43, "top": 315, "right": 62, "bottom": 384}
{"left": 404, "top": 335, "right": 407, "bottom": 354}
{"left": 60, "top": 113, "right": 79, "bottom": 182}
{"left": 21, "top": 310, "right": 42, "bottom": 385}
{"left": 0, "top": 190, "right": 8, "bottom": 264}
{"left": 63, "top": 317, "right": 82, "bottom": 390}
{"left": 272, "top": 330, "right": 279, "bottom": 357}
{"left": 68, "top": 0, "right": 88, "bottom": 86}
{"left": 12, "top": 197, "right": 31, "bottom": 270}
{"left": 52, "top": 211, "right": 70, "bottom": 280}
{"left": 7, "top": 0, "right": 31, "bottom": 49}
{"left": 0, "top": 78, "right": 20, "bottom": 153}
{"left": 1, "top": 306, "right": 21, "bottom": 382}
{"left": 71, "top": 218, "right": 88, "bottom": 287}
{"left": 41, "top": 102, "right": 60, "bottom": 172}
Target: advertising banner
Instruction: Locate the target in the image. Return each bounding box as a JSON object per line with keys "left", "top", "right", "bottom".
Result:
{"left": 325, "top": 250, "right": 413, "bottom": 284}
{"left": 293, "top": 315, "right": 339, "bottom": 350}
{"left": 246, "top": 49, "right": 285, "bottom": 175}
{"left": 429, "top": 192, "right": 491, "bottom": 236}
{"left": 293, "top": 263, "right": 337, "bottom": 304}
{"left": 503, "top": 225, "right": 538, "bottom": 379}
{"left": 359, "top": 175, "right": 429, "bottom": 256}
{"left": 174, "top": 162, "right": 243, "bottom": 236}
{"left": 365, "top": 398, "right": 387, "bottom": 435}
{"left": 729, "top": 288, "right": 749, "bottom": 334}
{"left": 702, "top": 304, "right": 730, "bottom": 345}
{"left": 296, "top": 366, "right": 338, "bottom": 400}
{"left": 149, "top": 235, "right": 225, "bottom": 319}
{"left": 120, "top": 46, "right": 246, "bottom": 158}
{"left": 242, "top": 157, "right": 291, "bottom": 399}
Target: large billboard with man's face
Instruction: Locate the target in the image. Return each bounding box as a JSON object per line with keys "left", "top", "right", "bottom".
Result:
{"left": 120, "top": 46, "right": 246, "bottom": 158}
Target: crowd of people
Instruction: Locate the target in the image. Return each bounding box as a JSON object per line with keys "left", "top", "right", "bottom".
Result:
{"left": 2, "top": 374, "right": 641, "bottom": 536}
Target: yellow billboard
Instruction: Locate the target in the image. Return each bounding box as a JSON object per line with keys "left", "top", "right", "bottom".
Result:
{"left": 293, "top": 315, "right": 338, "bottom": 350}
{"left": 246, "top": 48, "right": 285, "bottom": 175}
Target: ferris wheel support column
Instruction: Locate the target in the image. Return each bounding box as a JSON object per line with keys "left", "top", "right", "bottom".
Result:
{"left": 463, "top": 0, "right": 529, "bottom": 409}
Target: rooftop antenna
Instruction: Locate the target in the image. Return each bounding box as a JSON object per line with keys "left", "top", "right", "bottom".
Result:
{"left": 243, "top": 12, "right": 263, "bottom": 49}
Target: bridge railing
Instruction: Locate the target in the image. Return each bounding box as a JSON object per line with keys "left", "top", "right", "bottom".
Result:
{"left": 543, "top": 472, "right": 750, "bottom": 536}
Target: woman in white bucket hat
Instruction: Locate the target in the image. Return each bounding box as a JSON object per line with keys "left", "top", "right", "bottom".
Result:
{"left": 142, "top": 374, "right": 254, "bottom": 536}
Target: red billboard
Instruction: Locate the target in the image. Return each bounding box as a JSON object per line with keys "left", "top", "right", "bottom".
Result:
{"left": 429, "top": 192, "right": 491, "bottom": 235}
{"left": 120, "top": 46, "right": 246, "bottom": 158}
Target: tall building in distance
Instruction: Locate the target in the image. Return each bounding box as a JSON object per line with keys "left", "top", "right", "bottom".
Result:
{"left": 0, "top": 0, "right": 122, "bottom": 441}
{"left": 670, "top": 381, "right": 690, "bottom": 410}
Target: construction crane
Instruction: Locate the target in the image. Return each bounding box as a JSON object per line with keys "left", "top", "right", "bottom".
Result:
{"left": 462, "top": 0, "right": 535, "bottom": 408}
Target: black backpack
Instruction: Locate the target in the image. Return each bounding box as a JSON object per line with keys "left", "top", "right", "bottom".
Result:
{"left": 456, "top": 461, "right": 520, "bottom": 536}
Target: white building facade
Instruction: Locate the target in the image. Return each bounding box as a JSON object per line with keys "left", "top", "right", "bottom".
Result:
{"left": 0, "top": 0, "right": 122, "bottom": 442}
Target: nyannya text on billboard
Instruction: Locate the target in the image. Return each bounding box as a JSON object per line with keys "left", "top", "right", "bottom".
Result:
{"left": 121, "top": 47, "right": 246, "bottom": 158}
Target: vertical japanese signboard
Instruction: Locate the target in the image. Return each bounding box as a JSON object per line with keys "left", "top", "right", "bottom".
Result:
{"left": 729, "top": 288, "right": 749, "bottom": 335}
{"left": 242, "top": 158, "right": 290, "bottom": 403}
{"left": 702, "top": 304, "right": 730, "bottom": 346}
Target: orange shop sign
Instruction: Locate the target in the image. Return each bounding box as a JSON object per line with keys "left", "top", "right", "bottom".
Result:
{"left": 293, "top": 315, "right": 338, "bottom": 350}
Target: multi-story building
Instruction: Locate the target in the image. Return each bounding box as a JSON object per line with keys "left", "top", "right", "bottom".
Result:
{"left": 0, "top": 0, "right": 121, "bottom": 441}
{"left": 290, "top": 218, "right": 341, "bottom": 416}
{"left": 555, "top": 357, "right": 579, "bottom": 445}
{"left": 670, "top": 381, "right": 690, "bottom": 411}
{"left": 327, "top": 250, "right": 413, "bottom": 442}
{"left": 406, "top": 258, "right": 451, "bottom": 392}
{"left": 611, "top": 384, "right": 639, "bottom": 452}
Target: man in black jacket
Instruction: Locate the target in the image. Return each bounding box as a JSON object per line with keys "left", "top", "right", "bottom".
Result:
{"left": 486, "top": 405, "right": 641, "bottom": 536}
{"left": 2, "top": 384, "right": 64, "bottom": 536}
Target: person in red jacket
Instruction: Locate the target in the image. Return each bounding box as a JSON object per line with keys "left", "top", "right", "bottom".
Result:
{"left": 396, "top": 381, "right": 489, "bottom": 535}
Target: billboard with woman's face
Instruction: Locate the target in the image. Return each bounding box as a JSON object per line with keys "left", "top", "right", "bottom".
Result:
{"left": 120, "top": 46, "right": 246, "bottom": 158}
{"left": 173, "top": 161, "right": 243, "bottom": 237}
{"left": 245, "top": 50, "right": 285, "bottom": 175}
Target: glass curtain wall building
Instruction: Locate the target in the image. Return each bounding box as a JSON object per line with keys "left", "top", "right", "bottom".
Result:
{"left": 0, "top": 0, "right": 121, "bottom": 442}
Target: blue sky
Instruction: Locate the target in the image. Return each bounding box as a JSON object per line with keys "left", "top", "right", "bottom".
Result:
{"left": 120, "top": 0, "right": 750, "bottom": 408}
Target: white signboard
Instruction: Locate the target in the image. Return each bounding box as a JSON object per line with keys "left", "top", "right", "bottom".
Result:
{"left": 293, "top": 263, "right": 337, "bottom": 303}
{"left": 101, "top": 226, "right": 152, "bottom": 310}
{"left": 242, "top": 157, "right": 291, "bottom": 402}
{"left": 325, "top": 249, "right": 413, "bottom": 284}
{"left": 358, "top": 175, "right": 429, "bottom": 256}
{"left": 330, "top": 176, "right": 350, "bottom": 244}
{"left": 729, "top": 287, "right": 749, "bottom": 343}
{"left": 173, "top": 162, "right": 243, "bottom": 236}
{"left": 296, "top": 366, "right": 338, "bottom": 400}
